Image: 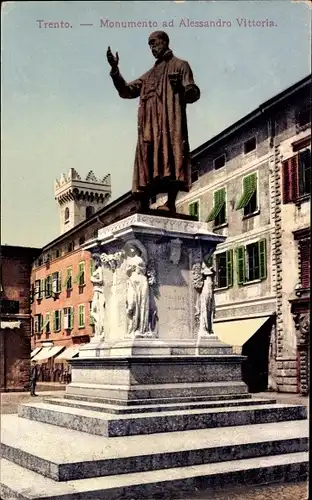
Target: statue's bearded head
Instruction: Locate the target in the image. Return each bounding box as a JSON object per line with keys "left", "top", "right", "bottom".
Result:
{"left": 148, "top": 31, "right": 170, "bottom": 59}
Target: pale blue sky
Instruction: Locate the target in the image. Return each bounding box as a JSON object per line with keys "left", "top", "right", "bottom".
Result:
{"left": 1, "top": 1, "right": 310, "bottom": 247}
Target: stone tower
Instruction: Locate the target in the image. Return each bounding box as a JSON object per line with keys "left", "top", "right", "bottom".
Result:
{"left": 54, "top": 168, "right": 112, "bottom": 235}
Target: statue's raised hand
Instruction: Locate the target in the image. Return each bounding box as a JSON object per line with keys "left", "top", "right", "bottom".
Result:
{"left": 107, "top": 46, "right": 119, "bottom": 70}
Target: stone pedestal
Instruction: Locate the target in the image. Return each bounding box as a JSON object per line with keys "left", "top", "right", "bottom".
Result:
{"left": 81, "top": 213, "right": 226, "bottom": 352}
{"left": 67, "top": 213, "right": 244, "bottom": 403}
{"left": 1, "top": 214, "right": 309, "bottom": 498}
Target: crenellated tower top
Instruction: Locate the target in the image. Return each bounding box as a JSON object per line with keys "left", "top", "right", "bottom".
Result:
{"left": 54, "top": 168, "right": 112, "bottom": 235}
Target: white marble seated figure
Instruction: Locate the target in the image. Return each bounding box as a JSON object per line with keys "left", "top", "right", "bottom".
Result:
{"left": 90, "top": 253, "right": 106, "bottom": 340}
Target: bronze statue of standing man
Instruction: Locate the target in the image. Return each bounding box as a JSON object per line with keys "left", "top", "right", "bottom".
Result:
{"left": 107, "top": 31, "right": 200, "bottom": 213}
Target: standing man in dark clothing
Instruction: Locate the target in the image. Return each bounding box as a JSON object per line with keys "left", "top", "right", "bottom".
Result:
{"left": 30, "top": 360, "right": 38, "bottom": 396}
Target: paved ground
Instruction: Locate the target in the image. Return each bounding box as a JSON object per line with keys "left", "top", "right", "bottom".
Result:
{"left": 186, "top": 482, "right": 309, "bottom": 499}
{"left": 0, "top": 390, "right": 308, "bottom": 499}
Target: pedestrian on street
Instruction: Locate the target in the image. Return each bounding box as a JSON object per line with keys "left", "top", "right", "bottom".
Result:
{"left": 30, "top": 360, "right": 38, "bottom": 397}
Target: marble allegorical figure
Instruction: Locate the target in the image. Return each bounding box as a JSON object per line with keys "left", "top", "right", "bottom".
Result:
{"left": 193, "top": 260, "right": 216, "bottom": 336}
{"left": 125, "top": 239, "right": 158, "bottom": 338}
{"left": 90, "top": 253, "right": 106, "bottom": 340}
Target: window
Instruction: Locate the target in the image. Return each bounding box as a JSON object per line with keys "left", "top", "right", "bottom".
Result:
{"left": 191, "top": 165, "right": 199, "bottom": 183}
{"left": 244, "top": 137, "right": 256, "bottom": 154}
{"left": 207, "top": 188, "right": 226, "bottom": 226}
{"left": 67, "top": 241, "right": 74, "bottom": 253}
{"left": 92, "top": 229, "right": 98, "bottom": 239}
{"left": 236, "top": 172, "right": 258, "bottom": 216}
{"left": 44, "top": 275, "right": 52, "bottom": 298}
{"left": 86, "top": 206, "right": 94, "bottom": 218}
{"left": 214, "top": 155, "right": 226, "bottom": 170}
{"left": 299, "top": 238, "right": 310, "bottom": 289}
{"left": 78, "top": 304, "right": 85, "bottom": 328}
{"left": 236, "top": 239, "right": 267, "bottom": 285}
{"left": 52, "top": 272, "right": 61, "bottom": 294}
{"left": 53, "top": 310, "right": 62, "bottom": 332}
{"left": 34, "top": 314, "right": 43, "bottom": 334}
{"left": 64, "top": 307, "right": 74, "bottom": 329}
{"left": 64, "top": 207, "right": 70, "bottom": 222}
{"left": 42, "top": 313, "right": 50, "bottom": 334}
{"left": 282, "top": 150, "right": 311, "bottom": 203}
{"left": 55, "top": 249, "right": 60, "bottom": 259}
{"left": 64, "top": 267, "right": 72, "bottom": 290}
{"left": 34, "top": 279, "right": 43, "bottom": 300}
{"left": 215, "top": 250, "right": 233, "bottom": 288}
{"left": 297, "top": 107, "right": 311, "bottom": 128}
{"left": 189, "top": 201, "right": 199, "bottom": 221}
{"left": 79, "top": 235, "right": 85, "bottom": 246}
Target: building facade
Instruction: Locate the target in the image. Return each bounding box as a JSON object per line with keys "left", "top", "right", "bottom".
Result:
{"left": 1, "top": 245, "right": 41, "bottom": 391}
{"left": 153, "top": 75, "right": 311, "bottom": 393}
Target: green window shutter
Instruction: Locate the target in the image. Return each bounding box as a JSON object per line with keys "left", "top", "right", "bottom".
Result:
{"left": 70, "top": 307, "right": 74, "bottom": 328}
{"left": 259, "top": 238, "right": 267, "bottom": 280}
{"left": 59, "top": 310, "right": 62, "bottom": 330}
{"left": 236, "top": 173, "right": 257, "bottom": 210}
{"left": 53, "top": 312, "right": 56, "bottom": 332}
{"left": 236, "top": 246, "right": 246, "bottom": 285}
{"left": 226, "top": 249, "right": 233, "bottom": 287}
{"left": 207, "top": 188, "right": 226, "bottom": 222}
{"left": 79, "top": 305, "right": 85, "bottom": 327}
{"left": 189, "top": 201, "right": 199, "bottom": 219}
{"left": 90, "top": 259, "right": 95, "bottom": 276}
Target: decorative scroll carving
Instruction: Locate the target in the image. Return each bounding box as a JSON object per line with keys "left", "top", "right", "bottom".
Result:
{"left": 100, "top": 251, "right": 125, "bottom": 271}
{"left": 124, "top": 240, "right": 158, "bottom": 338}
{"left": 293, "top": 311, "right": 310, "bottom": 395}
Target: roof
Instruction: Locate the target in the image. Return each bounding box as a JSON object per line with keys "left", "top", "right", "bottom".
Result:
{"left": 0, "top": 245, "right": 42, "bottom": 259}
{"left": 191, "top": 74, "right": 311, "bottom": 159}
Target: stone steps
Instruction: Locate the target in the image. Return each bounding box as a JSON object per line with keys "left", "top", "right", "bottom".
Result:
{"left": 18, "top": 401, "right": 307, "bottom": 437}
{"left": 65, "top": 380, "right": 249, "bottom": 400}
{"left": 0, "top": 452, "right": 308, "bottom": 500}
{"left": 44, "top": 396, "right": 277, "bottom": 415}
{"left": 1, "top": 414, "right": 308, "bottom": 482}
{"left": 63, "top": 391, "right": 253, "bottom": 406}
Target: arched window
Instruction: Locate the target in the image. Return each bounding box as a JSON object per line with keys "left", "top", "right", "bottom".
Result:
{"left": 64, "top": 207, "right": 70, "bottom": 221}
{"left": 86, "top": 206, "right": 94, "bottom": 218}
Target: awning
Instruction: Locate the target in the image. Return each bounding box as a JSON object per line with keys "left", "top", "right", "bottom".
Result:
{"left": 32, "top": 346, "right": 65, "bottom": 362}
{"left": 54, "top": 346, "right": 80, "bottom": 361}
{"left": 1, "top": 321, "right": 21, "bottom": 329}
{"left": 214, "top": 316, "right": 271, "bottom": 348}
{"left": 31, "top": 347, "right": 42, "bottom": 358}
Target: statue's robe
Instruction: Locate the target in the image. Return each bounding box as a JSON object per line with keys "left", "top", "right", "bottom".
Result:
{"left": 110, "top": 50, "right": 200, "bottom": 196}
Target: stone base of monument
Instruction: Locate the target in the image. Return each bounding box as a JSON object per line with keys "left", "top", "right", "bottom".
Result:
{"left": 0, "top": 214, "right": 308, "bottom": 498}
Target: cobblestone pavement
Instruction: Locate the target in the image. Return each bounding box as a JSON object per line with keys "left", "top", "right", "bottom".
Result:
{"left": 185, "top": 482, "right": 309, "bottom": 500}
{"left": 1, "top": 391, "right": 308, "bottom": 499}
{"left": 0, "top": 390, "right": 65, "bottom": 414}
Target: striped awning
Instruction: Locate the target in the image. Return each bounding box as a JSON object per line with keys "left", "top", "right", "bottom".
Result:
{"left": 32, "top": 346, "right": 65, "bottom": 362}
{"left": 54, "top": 346, "right": 80, "bottom": 361}
{"left": 31, "top": 347, "right": 42, "bottom": 358}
